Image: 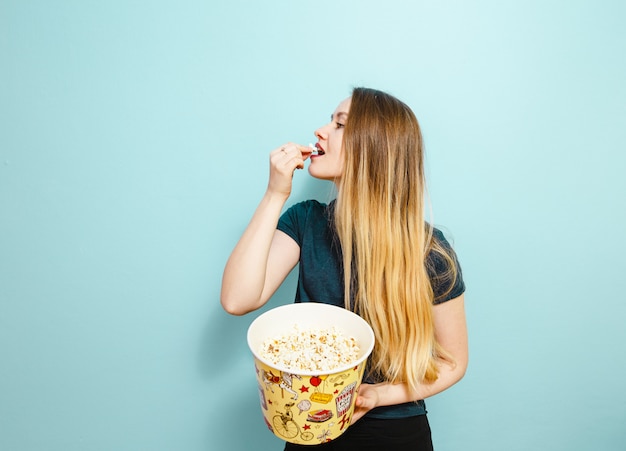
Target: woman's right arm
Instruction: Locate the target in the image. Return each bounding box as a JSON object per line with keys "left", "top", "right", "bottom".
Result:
{"left": 220, "top": 143, "right": 311, "bottom": 315}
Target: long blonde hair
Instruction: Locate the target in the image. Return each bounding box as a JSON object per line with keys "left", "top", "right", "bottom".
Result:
{"left": 335, "top": 88, "right": 457, "bottom": 393}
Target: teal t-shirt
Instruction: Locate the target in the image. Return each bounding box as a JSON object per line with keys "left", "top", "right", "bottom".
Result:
{"left": 277, "top": 199, "right": 465, "bottom": 419}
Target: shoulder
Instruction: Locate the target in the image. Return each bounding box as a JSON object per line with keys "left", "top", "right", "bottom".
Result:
{"left": 427, "top": 226, "right": 466, "bottom": 304}
{"left": 281, "top": 199, "right": 333, "bottom": 222}
{"left": 286, "top": 199, "right": 329, "bottom": 213}
{"left": 278, "top": 199, "right": 333, "bottom": 243}
{"left": 431, "top": 227, "right": 453, "bottom": 249}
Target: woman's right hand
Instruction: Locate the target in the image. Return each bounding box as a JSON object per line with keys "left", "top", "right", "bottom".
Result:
{"left": 267, "top": 143, "right": 313, "bottom": 198}
{"left": 220, "top": 142, "right": 309, "bottom": 315}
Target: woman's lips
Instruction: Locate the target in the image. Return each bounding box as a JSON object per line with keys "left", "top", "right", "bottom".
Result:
{"left": 314, "top": 143, "right": 325, "bottom": 155}
{"left": 308, "top": 143, "right": 325, "bottom": 157}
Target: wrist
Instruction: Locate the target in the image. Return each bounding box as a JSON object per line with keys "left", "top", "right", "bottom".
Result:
{"left": 368, "top": 382, "right": 416, "bottom": 408}
{"left": 264, "top": 188, "right": 290, "bottom": 203}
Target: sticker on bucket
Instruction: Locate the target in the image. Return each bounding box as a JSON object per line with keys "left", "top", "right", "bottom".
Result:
{"left": 336, "top": 381, "right": 357, "bottom": 418}
{"left": 260, "top": 367, "right": 302, "bottom": 401}
{"left": 271, "top": 402, "right": 315, "bottom": 442}
{"left": 308, "top": 375, "right": 334, "bottom": 404}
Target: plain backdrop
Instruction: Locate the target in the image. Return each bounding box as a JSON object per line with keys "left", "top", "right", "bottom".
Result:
{"left": 1, "top": 1, "right": 625, "bottom": 450}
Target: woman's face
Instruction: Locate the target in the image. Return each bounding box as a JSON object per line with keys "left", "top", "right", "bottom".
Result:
{"left": 309, "top": 96, "right": 351, "bottom": 182}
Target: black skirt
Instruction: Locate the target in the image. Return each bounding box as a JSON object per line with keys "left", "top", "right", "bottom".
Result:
{"left": 283, "top": 414, "right": 433, "bottom": 451}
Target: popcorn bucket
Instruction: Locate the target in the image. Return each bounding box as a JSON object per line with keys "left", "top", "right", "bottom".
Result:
{"left": 247, "top": 303, "right": 375, "bottom": 445}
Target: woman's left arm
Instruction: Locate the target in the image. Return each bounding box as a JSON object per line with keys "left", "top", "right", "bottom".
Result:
{"left": 352, "top": 294, "right": 468, "bottom": 422}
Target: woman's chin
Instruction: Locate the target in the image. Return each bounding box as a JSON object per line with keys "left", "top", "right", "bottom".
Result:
{"left": 308, "top": 166, "right": 341, "bottom": 182}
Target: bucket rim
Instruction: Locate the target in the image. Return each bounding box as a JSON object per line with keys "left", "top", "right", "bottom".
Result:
{"left": 247, "top": 302, "right": 375, "bottom": 376}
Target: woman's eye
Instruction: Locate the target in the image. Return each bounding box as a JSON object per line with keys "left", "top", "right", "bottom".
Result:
{"left": 336, "top": 122, "right": 345, "bottom": 129}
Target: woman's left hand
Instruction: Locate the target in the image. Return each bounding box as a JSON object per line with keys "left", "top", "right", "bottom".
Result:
{"left": 351, "top": 383, "right": 379, "bottom": 424}
{"left": 349, "top": 295, "right": 468, "bottom": 425}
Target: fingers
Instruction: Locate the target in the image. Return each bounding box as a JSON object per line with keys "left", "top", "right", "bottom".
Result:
{"left": 350, "top": 384, "right": 378, "bottom": 424}
{"left": 266, "top": 143, "right": 310, "bottom": 197}
{"left": 350, "top": 397, "right": 372, "bottom": 424}
{"left": 271, "top": 143, "right": 311, "bottom": 170}
{"left": 350, "top": 405, "right": 367, "bottom": 424}
{"left": 273, "top": 143, "right": 311, "bottom": 160}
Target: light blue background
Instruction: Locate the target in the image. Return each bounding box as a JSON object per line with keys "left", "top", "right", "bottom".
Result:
{"left": 1, "top": 1, "right": 625, "bottom": 450}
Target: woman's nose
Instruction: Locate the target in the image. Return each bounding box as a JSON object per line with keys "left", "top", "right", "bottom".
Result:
{"left": 314, "top": 127, "right": 326, "bottom": 140}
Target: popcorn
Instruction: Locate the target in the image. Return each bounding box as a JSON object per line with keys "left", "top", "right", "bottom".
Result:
{"left": 259, "top": 325, "right": 360, "bottom": 372}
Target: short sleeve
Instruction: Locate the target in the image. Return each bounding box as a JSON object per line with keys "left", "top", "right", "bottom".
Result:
{"left": 427, "top": 229, "right": 466, "bottom": 304}
{"left": 277, "top": 201, "right": 308, "bottom": 246}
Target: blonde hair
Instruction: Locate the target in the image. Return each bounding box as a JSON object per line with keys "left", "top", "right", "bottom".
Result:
{"left": 335, "top": 88, "right": 458, "bottom": 393}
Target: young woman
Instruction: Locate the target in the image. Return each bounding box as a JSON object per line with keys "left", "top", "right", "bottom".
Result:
{"left": 221, "top": 88, "right": 467, "bottom": 450}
